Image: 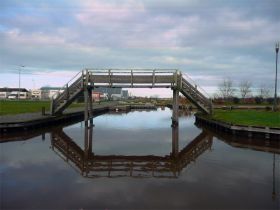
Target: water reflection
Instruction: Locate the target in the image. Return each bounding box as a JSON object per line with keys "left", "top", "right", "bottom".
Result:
{"left": 1, "top": 110, "right": 279, "bottom": 209}
{"left": 51, "top": 123, "right": 213, "bottom": 178}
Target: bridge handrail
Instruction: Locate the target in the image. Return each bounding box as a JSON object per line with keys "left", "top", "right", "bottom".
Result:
{"left": 52, "top": 70, "right": 83, "bottom": 101}
{"left": 88, "top": 68, "right": 177, "bottom": 74}
{"left": 181, "top": 73, "right": 211, "bottom": 100}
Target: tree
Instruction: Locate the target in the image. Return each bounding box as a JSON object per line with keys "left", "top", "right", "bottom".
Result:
{"left": 218, "top": 78, "right": 235, "bottom": 100}
{"left": 239, "top": 80, "right": 251, "bottom": 100}
{"left": 259, "top": 84, "right": 271, "bottom": 99}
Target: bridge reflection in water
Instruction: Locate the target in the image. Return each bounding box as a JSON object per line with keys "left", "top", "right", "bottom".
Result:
{"left": 50, "top": 123, "right": 213, "bottom": 179}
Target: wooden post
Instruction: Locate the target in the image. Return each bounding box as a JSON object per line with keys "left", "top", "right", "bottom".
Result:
{"left": 66, "top": 84, "right": 69, "bottom": 100}
{"left": 172, "top": 88, "right": 179, "bottom": 126}
{"left": 179, "top": 71, "right": 182, "bottom": 90}
{"left": 209, "top": 100, "right": 213, "bottom": 115}
{"left": 109, "top": 69, "right": 112, "bottom": 87}
{"left": 84, "top": 70, "right": 89, "bottom": 122}
{"left": 88, "top": 88, "right": 93, "bottom": 125}
{"left": 50, "top": 99, "right": 54, "bottom": 115}
{"left": 131, "top": 70, "right": 133, "bottom": 87}
{"left": 41, "top": 106, "right": 45, "bottom": 116}
{"left": 152, "top": 70, "right": 155, "bottom": 87}
{"left": 84, "top": 121, "right": 93, "bottom": 158}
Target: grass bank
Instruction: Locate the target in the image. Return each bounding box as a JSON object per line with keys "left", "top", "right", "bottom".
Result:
{"left": 204, "top": 110, "right": 280, "bottom": 128}
{"left": 0, "top": 100, "right": 84, "bottom": 115}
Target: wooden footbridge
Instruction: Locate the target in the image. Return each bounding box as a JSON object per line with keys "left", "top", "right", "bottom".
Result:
{"left": 50, "top": 69, "right": 212, "bottom": 124}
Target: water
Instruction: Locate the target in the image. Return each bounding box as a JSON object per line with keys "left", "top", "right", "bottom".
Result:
{"left": 1, "top": 108, "right": 279, "bottom": 209}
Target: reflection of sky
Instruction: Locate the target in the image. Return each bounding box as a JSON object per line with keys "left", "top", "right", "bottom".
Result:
{"left": 63, "top": 109, "right": 202, "bottom": 155}
{"left": 1, "top": 109, "right": 279, "bottom": 209}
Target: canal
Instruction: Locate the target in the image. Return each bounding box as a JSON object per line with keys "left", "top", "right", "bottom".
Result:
{"left": 0, "top": 108, "right": 279, "bottom": 209}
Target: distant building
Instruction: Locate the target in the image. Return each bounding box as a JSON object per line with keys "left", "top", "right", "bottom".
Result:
{"left": 111, "top": 93, "right": 122, "bottom": 100}
{"left": 121, "top": 90, "right": 129, "bottom": 99}
{"left": 40, "top": 87, "right": 64, "bottom": 99}
{"left": 94, "top": 87, "right": 122, "bottom": 99}
{"left": 31, "top": 89, "right": 42, "bottom": 99}
{"left": 0, "top": 88, "right": 31, "bottom": 99}
{"left": 110, "top": 90, "right": 129, "bottom": 100}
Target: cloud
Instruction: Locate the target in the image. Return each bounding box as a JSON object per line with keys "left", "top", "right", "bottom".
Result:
{"left": 0, "top": 0, "right": 279, "bottom": 95}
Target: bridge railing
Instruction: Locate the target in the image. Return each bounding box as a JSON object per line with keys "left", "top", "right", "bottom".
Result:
{"left": 181, "top": 73, "right": 211, "bottom": 99}
{"left": 88, "top": 68, "right": 178, "bottom": 87}
{"left": 52, "top": 70, "right": 83, "bottom": 101}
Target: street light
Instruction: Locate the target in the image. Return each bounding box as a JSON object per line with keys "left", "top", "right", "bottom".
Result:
{"left": 18, "top": 65, "right": 25, "bottom": 100}
{"left": 273, "top": 42, "right": 279, "bottom": 111}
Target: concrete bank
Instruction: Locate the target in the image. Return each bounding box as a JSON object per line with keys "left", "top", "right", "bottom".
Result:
{"left": 195, "top": 115, "right": 280, "bottom": 140}
{"left": 0, "top": 106, "right": 111, "bottom": 134}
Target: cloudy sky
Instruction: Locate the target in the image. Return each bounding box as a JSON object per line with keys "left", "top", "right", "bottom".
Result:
{"left": 0, "top": 0, "right": 279, "bottom": 96}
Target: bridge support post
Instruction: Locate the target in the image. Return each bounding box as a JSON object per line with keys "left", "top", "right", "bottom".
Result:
{"left": 88, "top": 88, "right": 93, "bottom": 125}
{"left": 84, "top": 121, "right": 93, "bottom": 158}
{"left": 84, "top": 87, "right": 89, "bottom": 122}
{"left": 50, "top": 99, "right": 54, "bottom": 115}
{"left": 172, "top": 88, "right": 179, "bottom": 127}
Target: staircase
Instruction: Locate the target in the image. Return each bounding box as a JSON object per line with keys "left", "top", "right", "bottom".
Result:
{"left": 180, "top": 73, "right": 212, "bottom": 114}
{"left": 51, "top": 71, "right": 85, "bottom": 115}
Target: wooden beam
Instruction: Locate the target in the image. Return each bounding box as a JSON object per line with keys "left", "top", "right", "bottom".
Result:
{"left": 172, "top": 88, "right": 179, "bottom": 126}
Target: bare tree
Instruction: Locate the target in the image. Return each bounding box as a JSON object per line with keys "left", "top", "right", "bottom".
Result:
{"left": 218, "top": 78, "right": 235, "bottom": 100}
{"left": 239, "top": 80, "right": 251, "bottom": 100}
{"left": 259, "top": 84, "right": 271, "bottom": 99}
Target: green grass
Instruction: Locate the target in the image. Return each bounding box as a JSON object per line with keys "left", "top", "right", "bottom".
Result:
{"left": 207, "top": 110, "right": 280, "bottom": 128}
{"left": 0, "top": 100, "right": 85, "bottom": 115}
{"left": 0, "top": 100, "right": 50, "bottom": 115}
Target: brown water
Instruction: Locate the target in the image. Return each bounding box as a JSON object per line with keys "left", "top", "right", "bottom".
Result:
{"left": 1, "top": 108, "right": 279, "bottom": 209}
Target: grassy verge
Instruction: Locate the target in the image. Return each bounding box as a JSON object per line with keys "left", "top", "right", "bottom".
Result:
{"left": 0, "top": 100, "right": 85, "bottom": 115}
{"left": 203, "top": 110, "right": 280, "bottom": 128}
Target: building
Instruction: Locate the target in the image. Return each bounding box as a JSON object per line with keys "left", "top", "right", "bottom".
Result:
{"left": 111, "top": 93, "right": 122, "bottom": 100}
{"left": 121, "top": 90, "right": 129, "bottom": 99}
{"left": 92, "top": 91, "right": 107, "bottom": 102}
{"left": 94, "top": 87, "right": 122, "bottom": 99}
{"left": 40, "top": 87, "right": 64, "bottom": 100}
{"left": 0, "top": 88, "right": 31, "bottom": 99}
{"left": 31, "top": 89, "right": 42, "bottom": 99}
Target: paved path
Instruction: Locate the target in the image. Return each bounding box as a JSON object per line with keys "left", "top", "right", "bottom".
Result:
{"left": 0, "top": 102, "right": 118, "bottom": 124}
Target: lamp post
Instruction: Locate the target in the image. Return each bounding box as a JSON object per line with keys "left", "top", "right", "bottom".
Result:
{"left": 273, "top": 43, "right": 279, "bottom": 111}
{"left": 18, "top": 65, "right": 25, "bottom": 100}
